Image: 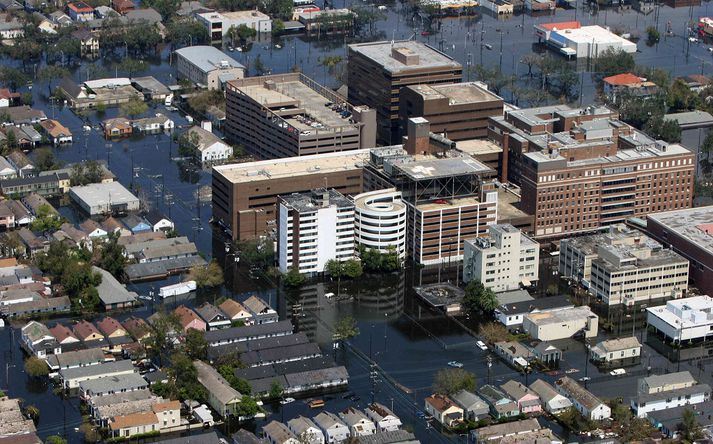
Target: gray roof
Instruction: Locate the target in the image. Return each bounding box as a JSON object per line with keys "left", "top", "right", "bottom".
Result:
{"left": 47, "top": 348, "right": 105, "bottom": 369}
{"left": 126, "top": 256, "right": 206, "bottom": 281}
{"left": 124, "top": 7, "right": 161, "bottom": 23}
{"left": 284, "top": 365, "right": 348, "bottom": 388}
{"left": 70, "top": 182, "right": 139, "bottom": 209}
{"left": 556, "top": 376, "right": 605, "bottom": 410}
{"left": 263, "top": 421, "right": 296, "bottom": 443}
{"left": 451, "top": 389, "right": 488, "bottom": 411}
{"left": 663, "top": 110, "right": 713, "bottom": 128}
{"left": 93, "top": 266, "right": 137, "bottom": 306}
{"left": 529, "top": 379, "right": 565, "bottom": 403}
{"left": 60, "top": 359, "right": 135, "bottom": 381}
{"left": 232, "top": 429, "right": 267, "bottom": 444}
{"left": 287, "top": 416, "right": 321, "bottom": 436}
{"left": 474, "top": 418, "right": 541, "bottom": 441}
{"left": 204, "top": 320, "right": 292, "bottom": 344}
{"left": 131, "top": 76, "right": 170, "bottom": 95}
{"left": 79, "top": 372, "right": 148, "bottom": 396}
{"left": 354, "top": 430, "right": 419, "bottom": 444}
{"left": 174, "top": 46, "right": 245, "bottom": 74}
{"left": 501, "top": 380, "right": 538, "bottom": 401}
{"left": 88, "top": 388, "right": 153, "bottom": 408}
{"left": 241, "top": 342, "right": 321, "bottom": 366}
{"left": 194, "top": 360, "right": 242, "bottom": 405}
{"left": 348, "top": 40, "right": 461, "bottom": 74}
{"left": 313, "top": 411, "right": 347, "bottom": 431}
{"left": 635, "top": 383, "right": 711, "bottom": 405}
{"left": 195, "top": 302, "right": 226, "bottom": 323}
{"left": 152, "top": 431, "right": 223, "bottom": 444}
{"left": 642, "top": 371, "right": 696, "bottom": 389}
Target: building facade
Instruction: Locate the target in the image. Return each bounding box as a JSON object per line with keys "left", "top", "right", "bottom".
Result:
{"left": 197, "top": 10, "right": 271, "bottom": 45}
{"left": 353, "top": 189, "right": 407, "bottom": 259}
{"left": 462, "top": 224, "right": 540, "bottom": 291}
{"left": 174, "top": 46, "right": 245, "bottom": 90}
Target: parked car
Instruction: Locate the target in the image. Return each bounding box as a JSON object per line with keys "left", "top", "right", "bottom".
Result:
{"left": 610, "top": 368, "right": 626, "bottom": 376}
{"left": 447, "top": 361, "right": 464, "bottom": 368}
{"left": 476, "top": 341, "right": 488, "bottom": 351}
{"left": 280, "top": 397, "right": 295, "bottom": 405}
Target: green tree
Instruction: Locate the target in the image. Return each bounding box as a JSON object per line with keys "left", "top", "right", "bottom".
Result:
{"left": 254, "top": 54, "right": 266, "bottom": 75}
{"left": 141, "top": 0, "right": 180, "bottom": 19}
{"left": 120, "top": 98, "right": 149, "bottom": 118}
{"left": 24, "top": 405, "right": 40, "bottom": 423}
{"left": 146, "top": 311, "right": 181, "bottom": 366}
{"left": 701, "top": 129, "right": 713, "bottom": 161}
{"left": 116, "top": 58, "right": 149, "bottom": 77}
{"left": 97, "top": 232, "right": 127, "bottom": 280}
{"left": 0, "top": 67, "right": 29, "bottom": 91}
{"left": 70, "top": 160, "right": 104, "bottom": 186}
{"left": 433, "top": 368, "right": 476, "bottom": 395}
{"left": 236, "top": 396, "right": 260, "bottom": 417}
{"left": 334, "top": 316, "right": 359, "bottom": 340}
{"left": 30, "top": 204, "right": 62, "bottom": 232}
{"left": 668, "top": 78, "right": 697, "bottom": 111}
{"left": 235, "top": 24, "right": 257, "bottom": 42}
{"left": 283, "top": 267, "right": 305, "bottom": 288}
{"left": 479, "top": 322, "right": 510, "bottom": 344}
{"left": 24, "top": 357, "right": 49, "bottom": 377}
{"left": 594, "top": 48, "right": 636, "bottom": 77}
{"left": 342, "top": 259, "right": 363, "bottom": 279}
{"left": 680, "top": 408, "right": 703, "bottom": 441}
{"left": 183, "top": 328, "right": 208, "bottom": 360}
{"left": 38, "top": 66, "right": 70, "bottom": 96}
{"left": 168, "top": 352, "right": 207, "bottom": 402}
{"left": 269, "top": 380, "right": 284, "bottom": 399}
{"left": 188, "top": 260, "right": 225, "bottom": 288}
{"left": 325, "top": 259, "right": 344, "bottom": 278}
{"left": 166, "top": 17, "right": 209, "bottom": 46}
{"left": 34, "top": 148, "right": 61, "bottom": 172}
{"left": 45, "top": 436, "right": 68, "bottom": 444}
{"left": 644, "top": 116, "right": 682, "bottom": 143}
{"left": 463, "top": 280, "right": 498, "bottom": 313}
{"left": 272, "top": 19, "right": 285, "bottom": 35}
{"left": 234, "top": 238, "right": 273, "bottom": 270}
{"left": 646, "top": 26, "right": 660, "bottom": 45}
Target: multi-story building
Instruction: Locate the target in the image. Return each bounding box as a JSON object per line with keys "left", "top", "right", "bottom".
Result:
{"left": 225, "top": 73, "right": 376, "bottom": 159}
{"left": 348, "top": 40, "right": 462, "bottom": 144}
{"left": 196, "top": 10, "right": 272, "bottom": 45}
{"left": 488, "top": 105, "right": 696, "bottom": 239}
{"left": 212, "top": 149, "right": 369, "bottom": 240}
{"left": 399, "top": 82, "right": 503, "bottom": 142}
{"left": 353, "top": 189, "right": 407, "bottom": 259}
{"left": 462, "top": 224, "right": 539, "bottom": 291}
{"left": 647, "top": 296, "right": 713, "bottom": 345}
{"left": 277, "top": 189, "right": 355, "bottom": 274}
{"left": 559, "top": 224, "right": 689, "bottom": 306}
{"left": 523, "top": 306, "right": 598, "bottom": 341}
{"left": 174, "top": 46, "right": 245, "bottom": 90}
{"left": 646, "top": 206, "right": 713, "bottom": 297}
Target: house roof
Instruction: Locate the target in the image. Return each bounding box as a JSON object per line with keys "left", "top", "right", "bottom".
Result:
{"left": 244, "top": 295, "right": 274, "bottom": 315}
{"left": 185, "top": 126, "right": 226, "bottom": 152}
{"left": 474, "top": 418, "right": 541, "bottom": 440}
{"left": 174, "top": 46, "right": 245, "bottom": 74}
{"left": 67, "top": 1, "right": 94, "bottom": 12}
{"left": 231, "top": 429, "right": 266, "bottom": 444}
{"left": 365, "top": 402, "right": 399, "bottom": 422}
{"left": 59, "top": 359, "right": 134, "bottom": 381}
{"left": 195, "top": 302, "right": 225, "bottom": 323}
{"left": 287, "top": 416, "right": 320, "bottom": 436}
{"left": 21, "top": 320, "right": 53, "bottom": 343}
{"left": 636, "top": 383, "right": 711, "bottom": 405}
{"left": 123, "top": 317, "right": 150, "bottom": 339}
{"left": 218, "top": 298, "right": 249, "bottom": 319}
{"left": 152, "top": 400, "right": 180, "bottom": 413}
{"left": 451, "top": 389, "right": 487, "bottom": 411}
{"left": 193, "top": 360, "right": 242, "bottom": 405}
{"left": 556, "top": 376, "right": 604, "bottom": 411}
{"left": 97, "top": 316, "right": 126, "bottom": 336}
{"left": 592, "top": 337, "right": 641, "bottom": 354}
{"left": 339, "top": 407, "right": 371, "bottom": 426}
{"left": 73, "top": 320, "right": 102, "bottom": 340}
{"left": 425, "top": 394, "right": 457, "bottom": 412}
{"left": 109, "top": 411, "right": 158, "bottom": 430}
{"left": 80, "top": 372, "right": 147, "bottom": 395}
{"left": 263, "top": 420, "right": 296, "bottom": 442}
{"left": 497, "top": 295, "right": 572, "bottom": 315}
{"left": 603, "top": 73, "right": 645, "bottom": 86}
{"left": 501, "top": 380, "right": 538, "bottom": 401}
{"left": 175, "top": 305, "right": 202, "bottom": 328}
{"left": 93, "top": 266, "right": 138, "bottom": 306}
{"left": 642, "top": 371, "right": 696, "bottom": 389}
{"left": 145, "top": 209, "right": 171, "bottom": 226}
{"left": 39, "top": 119, "right": 72, "bottom": 138}
{"left": 101, "top": 216, "right": 124, "bottom": 232}
{"left": 47, "top": 347, "right": 105, "bottom": 368}
{"left": 529, "top": 379, "right": 565, "bottom": 404}
{"left": 313, "top": 411, "right": 347, "bottom": 430}
{"left": 204, "top": 320, "right": 293, "bottom": 343}
{"left": 49, "top": 323, "right": 78, "bottom": 343}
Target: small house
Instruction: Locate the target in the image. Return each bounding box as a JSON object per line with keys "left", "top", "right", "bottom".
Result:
{"left": 501, "top": 380, "right": 542, "bottom": 414}
{"left": 424, "top": 394, "right": 463, "bottom": 427}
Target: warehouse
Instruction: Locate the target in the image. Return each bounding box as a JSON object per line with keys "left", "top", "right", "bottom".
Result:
{"left": 69, "top": 182, "right": 140, "bottom": 216}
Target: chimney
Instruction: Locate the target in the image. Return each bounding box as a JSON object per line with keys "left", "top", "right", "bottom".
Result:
{"left": 405, "top": 117, "right": 430, "bottom": 155}
{"left": 201, "top": 121, "right": 212, "bottom": 132}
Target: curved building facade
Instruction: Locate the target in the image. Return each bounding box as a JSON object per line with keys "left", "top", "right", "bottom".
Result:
{"left": 354, "top": 189, "right": 407, "bottom": 259}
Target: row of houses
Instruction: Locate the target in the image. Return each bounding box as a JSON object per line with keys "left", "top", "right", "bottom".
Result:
{"left": 102, "top": 113, "right": 175, "bottom": 138}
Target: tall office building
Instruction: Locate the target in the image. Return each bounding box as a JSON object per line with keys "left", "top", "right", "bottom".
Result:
{"left": 348, "top": 40, "right": 462, "bottom": 145}
{"left": 277, "top": 189, "right": 355, "bottom": 274}
{"left": 225, "top": 73, "right": 376, "bottom": 159}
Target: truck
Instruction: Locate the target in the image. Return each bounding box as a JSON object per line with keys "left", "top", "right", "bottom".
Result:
{"left": 159, "top": 280, "right": 197, "bottom": 299}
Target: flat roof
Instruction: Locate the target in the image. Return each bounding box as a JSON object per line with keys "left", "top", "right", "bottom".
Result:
{"left": 405, "top": 82, "right": 501, "bottom": 105}
{"left": 648, "top": 206, "right": 713, "bottom": 255}
{"left": 555, "top": 25, "right": 635, "bottom": 45}
{"left": 647, "top": 296, "right": 713, "bottom": 329}
{"left": 396, "top": 156, "right": 491, "bottom": 180}
{"left": 69, "top": 182, "right": 138, "bottom": 207}
{"left": 526, "top": 142, "right": 692, "bottom": 166}
{"left": 213, "top": 149, "right": 370, "bottom": 184}
{"left": 280, "top": 188, "right": 353, "bottom": 213}
{"left": 526, "top": 306, "right": 596, "bottom": 325}
{"left": 348, "top": 40, "right": 461, "bottom": 74}
{"left": 663, "top": 110, "right": 713, "bottom": 128}
{"left": 174, "top": 45, "right": 245, "bottom": 74}
{"left": 455, "top": 139, "right": 503, "bottom": 156}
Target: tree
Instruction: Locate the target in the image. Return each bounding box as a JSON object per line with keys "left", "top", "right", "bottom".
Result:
{"left": 644, "top": 116, "right": 682, "bottom": 143}
{"left": 234, "top": 238, "right": 273, "bottom": 270}
{"left": 646, "top": 26, "right": 660, "bottom": 46}
{"left": 701, "top": 129, "right": 713, "bottom": 161}
{"left": 141, "top": 0, "right": 180, "bottom": 19}
{"left": 234, "top": 24, "right": 257, "bottom": 42}
{"left": 433, "top": 368, "right": 476, "bottom": 395}
{"left": 680, "top": 408, "right": 703, "bottom": 441}
{"left": 24, "top": 357, "right": 49, "bottom": 377}
{"left": 272, "top": 19, "right": 285, "bottom": 35}
{"left": 183, "top": 328, "right": 207, "bottom": 360}
{"left": 0, "top": 67, "right": 28, "bottom": 91}
{"left": 668, "top": 78, "right": 697, "bottom": 112}
{"left": 521, "top": 53, "right": 539, "bottom": 77}
{"left": 474, "top": 65, "right": 512, "bottom": 96}
{"left": 283, "top": 267, "right": 305, "bottom": 288}
{"left": 188, "top": 260, "right": 225, "bottom": 288}
{"left": 463, "top": 280, "right": 498, "bottom": 313}
{"left": 594, "top": 48, "right": 635, "bottom": 78}
{"left": 342, "top": 259, "right": 363, "bottom": 279}
{"left": 30, "top": 204, "right": 62, "bottom": 232}
{"left": 166, "top": 17, "right": 209, "bottom": 46}
{"left": 254, "top": 54, "right": 266, "bottom": 75}
{"left": 269, "top": 380, "right": 284, "bottom": 399}
{"left": 70, "top": 160, "right": 104, "bottom": 186}
{"left": 146, "top": 311, "right": 181, "bottom": 366}
{"left": 120, "top": 98, "right": 149, "bottom": 118}
{"left": 334, "top": 316, "right": 359, "bottom": 340}
{"left": 34, "top": 148, "right": 61, "bottom": 172}
{"left": 116, "top": 58, "right": 149, "bottom": 77}
{"left": 38, "top": 66, "right": 70, "bottom": 95}
{"left": 237, "top": 396, "right": 260, "bottom": 417}
{"left": 479, "top": 322, "right": 510, "bottom": 344}
{"left": 24, "top": 405, "right": 40, "bottom": 423}
{"left": 45, "top": 436, "right": 68, "bottom": 444}
{"left": 168, "top": 352, "right": 207, "bottom": 402}
{"left": 97, "top": 232, "right": 127, "bottom": 280}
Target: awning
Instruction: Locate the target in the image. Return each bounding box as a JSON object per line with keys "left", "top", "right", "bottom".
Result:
{"left": 521, "top": 279, "right": 532, "bottom": 287}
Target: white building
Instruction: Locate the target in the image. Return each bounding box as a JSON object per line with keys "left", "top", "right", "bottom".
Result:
{"left": 353, "top": 189, "right": 407, "bottom": 259}
{"left": 287, "top": 416, "right": 325, "bottom": 444}
{"left": 590, "top": 337, "right": 641, "bottom": 364}
{"left": 174, "top": 46, "right": 245, "bottom": 90}
{"left": 69, "top": 182, "right": 140, "bottom": 216}
{"left": 339, "top": 408, "right": 376, "bottom": 437}
{"left": 183, "top": 124, "right": 232, "bottom": 164}
{"left": 277, "top": 189, "right": 355, "bottom": 275}
{"left": 559, "top": 224, "right": 689, "bottom": 306}
{"left": 523, "top": 306, "right": 598, "bottom": 341}
{"left": 555, "top": 376, "right": 611, "bottom": 421}
{"left": 529, "top": 379, "right": 572, "bottom": 415}
{"left": 364, "top": 403, "right": 402, "bottom": 432}
{"left": 647, "top": 296, "right": 713, "bottom": 344}
{"left": 313, "top": 412, "right": 350, "bottom": 444}
{"left": 197, "top": 10, "right": 272, "bottom": 44}
{"left": 632, "top": 382, "right": 711, "bottom": 418}
{"left": 463, "top": 224, "right": 539, "bottom": 292}
{"left": 640, "top": 371, "right": 698, "bottom": 395}
{"left": 535, "top": 22, "right": 636, "bottom": 59}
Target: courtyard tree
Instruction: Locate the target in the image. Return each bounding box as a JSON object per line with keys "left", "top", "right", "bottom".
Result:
{"left": 433, "top": 368, "right": 476, "bottom": 395}
{"left": 188, "top": 261, "right": 225, "bottom": 288}
{"left": 24, "top": 357, "right": 49, "bottom": 378}
{"left": 334, "top": 316, "right": 359, "bottom": 340}
{"left": 463, "top": 280, "right": 498, "bottom": 313}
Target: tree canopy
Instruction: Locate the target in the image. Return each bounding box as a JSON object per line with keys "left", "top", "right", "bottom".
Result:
{"left": 188, "top": 261, "right": 225, "bottom": 288}
{"left": 463, "top": 280, "right": 498, "bottom": 314}
{"left": 433, "top": 368, "right": 476, "bottom": 395}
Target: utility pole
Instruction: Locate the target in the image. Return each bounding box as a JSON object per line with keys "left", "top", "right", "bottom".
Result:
{"left": 486, "top": 355, "right": 492, "bottom": 385}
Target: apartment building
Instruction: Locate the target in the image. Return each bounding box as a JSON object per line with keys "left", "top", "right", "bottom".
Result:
{"left": 212, "top": 149, "right": 369, "bottom": 240}
{"left": 559, "top": 224, "right": 689, "bottom": 306}
{"left": 348, "top": 40, "right": 462, "bottom": 144}
{"left": 488, "top": 105, "right": 695, "bottom": 239}
{"left": 277, "top": 189, "right": 355, "bottom": 274}
{"left": 462, "top": 224, "right": 539, "bottom": 291}
{"left": 353, "top": 189, "right": 407, "bottom": 259}
{"left": 647, "top": 296, "right": 713, "bottom": 345}
{"left": 196, "top": 10, "right": 271, "bottom": 45}
{"left": 647, "top": 206, "right": 713, "bottom": 297}
{"left": 174, "top": 46, "right": 245, "bottom": 90}
{"left": 224, "top": 73, "right": 376, "bottom": 159}
{"left": 399, "top": 82, "right": 503, "bottom": 141}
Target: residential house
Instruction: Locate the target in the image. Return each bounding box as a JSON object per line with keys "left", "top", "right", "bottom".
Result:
{"left": 0, "top": 15, "right": 23, "bottom": 39}
{"left": 495, "top": 294, "right": 574, "bottom": 329}
{"left": 21, "top": 320, "right": 61, "bottom": 358}
{"left": 183, "top": 125, "right": 232, "bottom": 164}
{"left": 232, "top": 429, "right": 267, "bottom": 444}
{"left": 23, "top": 193, "right": 57, "bottom": 217}
{"left": 244, "top": 295, "right": 278, "bottom": 324}
{"left": 0, "top": 156, "right": 16, "bottom": 180}
{"left": 39, "top": 119, "right": 73, "bottom": 145}
{"left": 94, "top": 6, "right": 118, "bottom": 17}
{"left": 102, "top": 118, "right": 133, "bottom": 138}
{"left": 79, "top": 372, "right": 148, "bottom": 398}
{"left": 131, "top": 113, "right": 174, "bottom": 133}
{"left": 639, "top": 371, "right": 697, "bottom": 394}
{"left": 555, "top": 376, "right": 611, "bottom": 420}
{"left": 6, "top": 151, "right": 35, "bottom": 178}
{"left": 263, "top": 421, "right": 299, "bottom": 444}
{"left": 54, "top": 223, "right": 92, "bottom": 251}
{"left": 364, "top": 403, "right": 402, "bottom": 432}
{"left": 145, "top": 210, "right": 174, "bottom": 233}
{"left": 108, "top": 411, "right": 159, "bottom": 439}
{"left": 101, "top": 216, "right": 131, "bottom": 237}
{"left": 73, "top": 320, "right": 105, "bottom": 347}
{"left": 450, "top": 389, "right": 490, "bottom": 421}
{"left": 123, "top": 317, "right": 151, "bottom": 343}
{"left": 79, "top": 219, "right": 108, "bottom": 239}
{"left": 1, "top": 106, "right": 46, "bottom": 126}
{"left": 94, "top": 266, "right": 137, "bottom": 310}
{"left": 287, "top": 416, "right": 325, "bottom": 444}
{"left": 494, "top": 341, "right": 533, "bottom": 369}
{"left": 479, "top": 385, "right": 520, "bottom": 419}
{"left": 120, "top": 215, "right": 151, "bottom": 234}
{"left": 424, "top": 394, "right": 463, "bottom": 427}
{"left": 313, "top": 411, "right": 349, "bottom": 444}
{"left": 532, "top": 342, "right": 561, "bottom": 368}
{"left": 71, "top": 28, "right": 99, "bottom": 56}
{"left": 1, "top": 295, "right": 70, "bottom": 317}
{"left": 49, "top": 324, "right": 81, "bottom": 350}
{"left": 15, "top": 125, "right": 42, "bottom": 148}
{"left": 501, "top": 380, "right": 542, "bottom": 414}
{"left": 0, "top": 0, "right": 23, "bottom": 11}
{"left": 590, "top": 337, "right": 641, "bottom": 367}
{"left": 152, "top": 400, "right": 181, "bottom": 430}
{"left": 529, "top": 379, "right": 572, "bottom": 414}
{"left": 195, "top": 302, "right": 231, "bottom": 330}
{"left": 203, "top": 320, "right": 293, "bottom": 347}
{"left": 66, "top": 1, "right": 94, "bottom": 21}
{"left": 96, "top": 316, "right": 129, "bottom": 338}
{"left": 647, "top": 400, "right": 713, "bottom": 438}
{"left": 48, "top": 11, "right": 72, "bottom": 26}
{"left": 111, "top": 0, "right": 134, "bottom": 13}
{"left": 175, "top": 305, "right": 206, "bottom": 332}
{"left": 339, "top": 407, "right": 376, "bottom": 437}
{"left": 194, "top": 360, "right": 242, "bottom": 417}
{"left": 678, "top": 74, "right": 711, "bottom": 92}
{"left": 0, "top": 88, "right": 19, "bottom": 108}
{"left": 603, "top": 72, "right": 659, "bottom": 100}
{"left": 470, "top": 418, "right": 543, "bottom": 443}
{"left": 631, "top": 383, "right": 711, "bottom": 418}
{"left": 0, "top": 203, "right": 14, "bottom": 230}
{"left": 1, "top": 199, "right": 33, "bottom": 227}
{"left": 60, "top": 359, "right": 136, "bottom": 390}
{"left": 17, "top": 228, "right": 48, "bottom": 257}
{"left": 219, "top": 299, "right": 253, "bottom": 325}
{"left": 46, "top": 347, "right": 105, "bottom": 371}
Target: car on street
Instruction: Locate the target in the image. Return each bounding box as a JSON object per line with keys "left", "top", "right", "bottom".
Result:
{"left": 610, "top": 368, "right": 626, "bottom": 376}
{"left": 578, "top": 376, "right": 591, "bottom": 382}
{"left": 280, "top": 397, "right": 295, "bottom": 405}
{"left": 476, "top": 340, "right": 488, "bottom": 351}
{"left": 447, "top": 361, "right": 463, "bottom": 368}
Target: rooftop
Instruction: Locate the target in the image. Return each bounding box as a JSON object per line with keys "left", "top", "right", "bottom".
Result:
{"left": 174, "top": 46, "right": 245, "bottom": 74}
{"left": 636, "top": 383, "right": 711, "bottom": 404}
{"left": 59, "top": 359, "right": 135, "bottom": 381}
{"left": 395, "top": 156, "right": 491, "bottom": 181}
{"left": 647, "top": 296, "right": 713, "bottom": 329}
{"left": 349, "top": 40, "right": 461, "bottom": 74}
{"left": 556, "top": 376, "right": 604, "bottom": 410}
{"left": 194, "top": 360, "right": 242, "bottom": 404}
{"left": 591, "top": 337, "right": 641, "bottom": 354}
{"left": 525, "top": 306, "right": 597, "bottom": 326}
{"left": 93, "top": 266, "right": 137, "bottom": 306}
{"left": 405, "top": 82, "right": 501, "bottom": 105}
{"left": 648, "top": 206, "right": 713, "bottom": 255}
{"left": 213, "top": 149, "right": 369, "bottom": 184}
{"left": 642, "top": 371, "right": 697, "bottom": 390}
{"left": 79, "top": 372, "right": 147, "bottom": 396}
{"left": 70, "top": 182, "right": 139, "bottom": 207}
{"left": 280, "top": 188, "right": 353, "bottom": 213}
